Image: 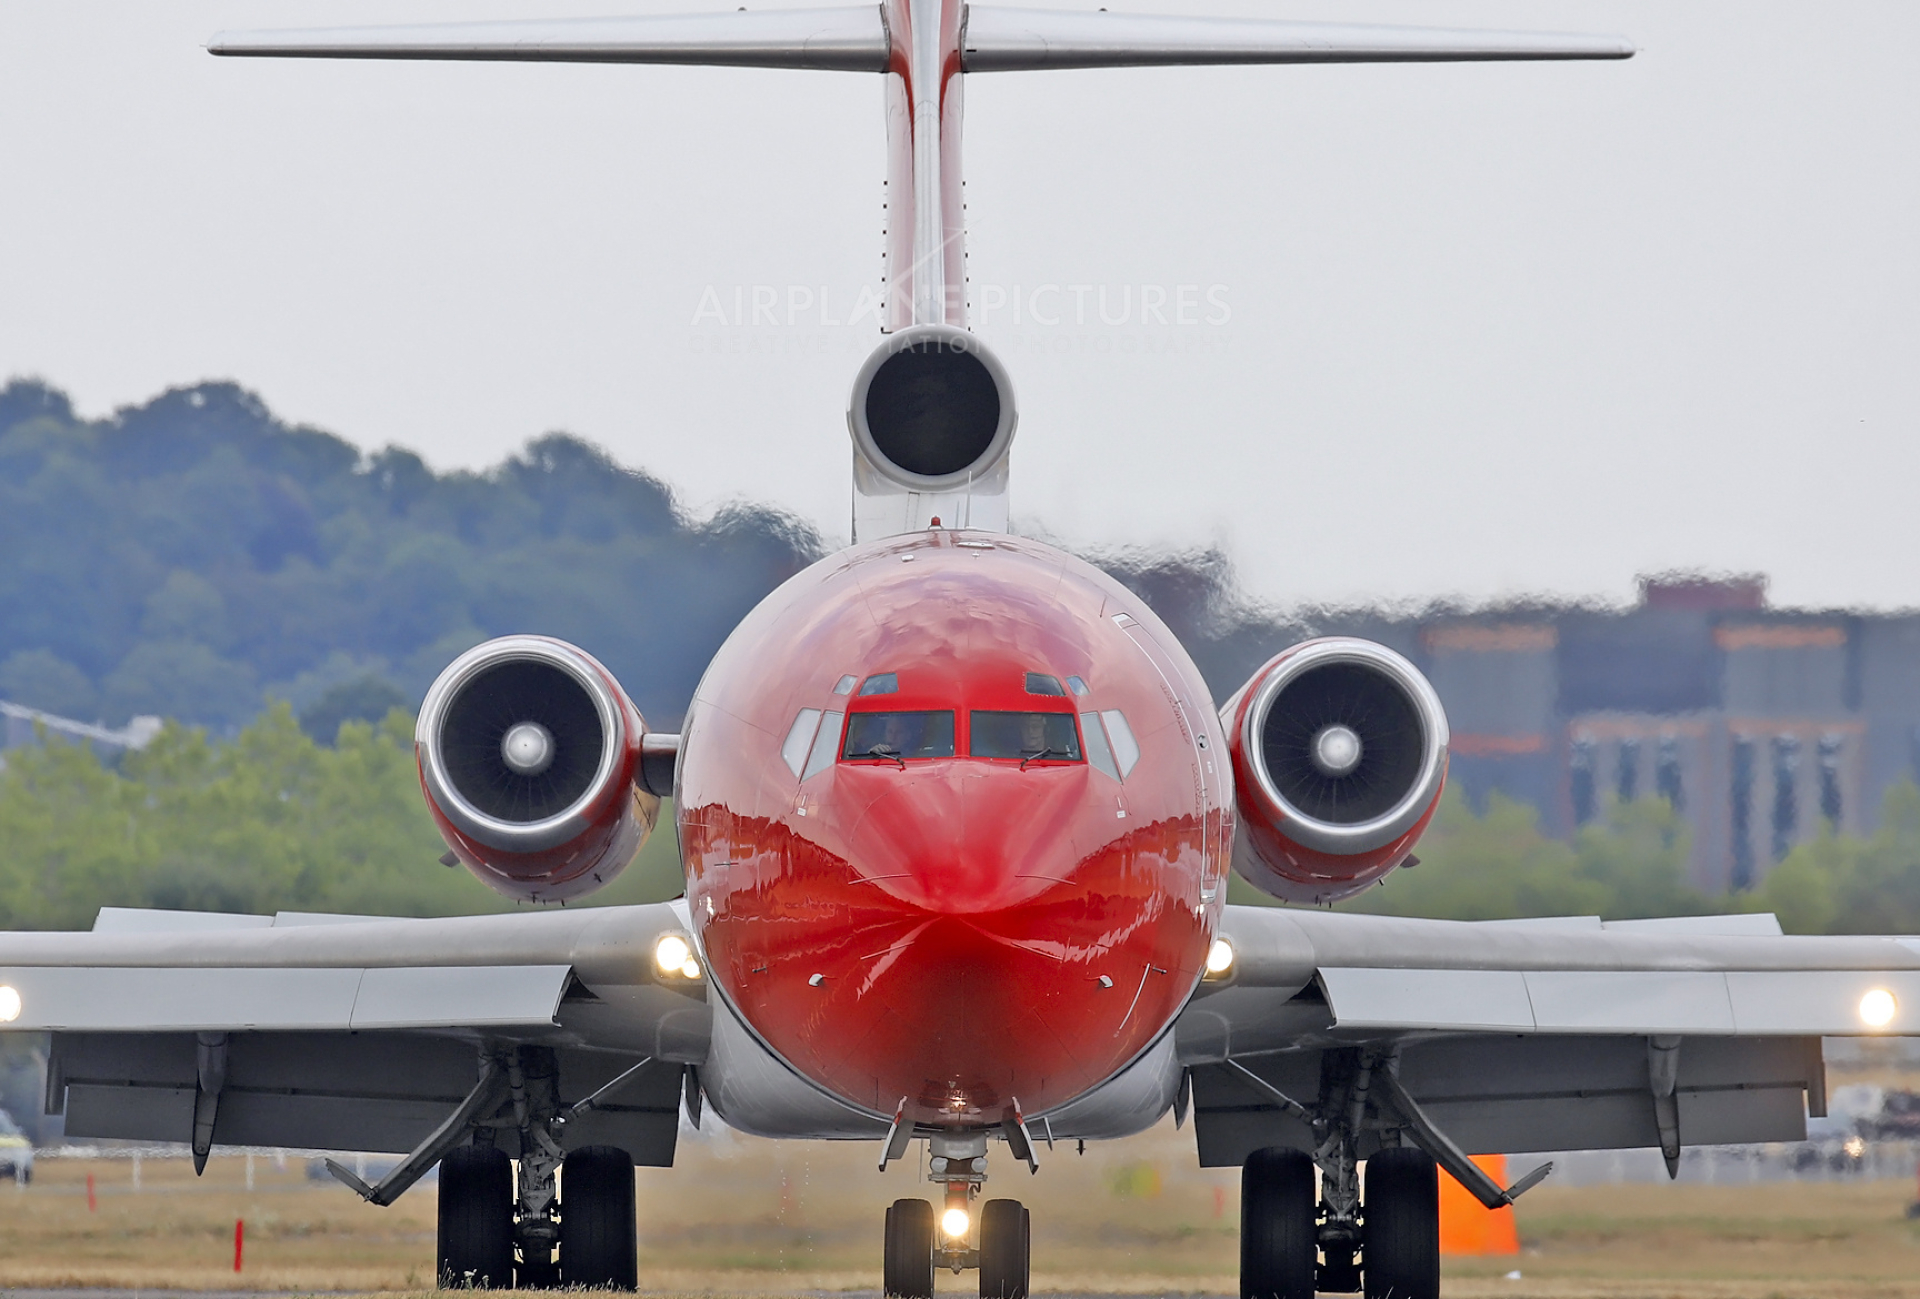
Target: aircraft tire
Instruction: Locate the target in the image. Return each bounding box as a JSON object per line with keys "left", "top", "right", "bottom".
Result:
{"left": 883, "top": 1198, "right": 936, "bottom": 1299}
{"left": 560, "top": 1145, "right": 639, "bottom": 1290}
{"left": 1362, "top": 1148, "right": 1439, "bottom": 1299}
{"left": 978, "top": 1198, "right": 1031, "bottom": 1299}
{"left": 1240, "top": 1146, "right": 1316, "bottom": 1299}
{"left": 437, "top": 1144, "right": 514, "bottom": 1289}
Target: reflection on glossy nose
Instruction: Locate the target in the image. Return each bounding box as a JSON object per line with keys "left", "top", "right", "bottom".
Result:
{"left": 850, "top": 767, "right": 1089, "bottom": 913}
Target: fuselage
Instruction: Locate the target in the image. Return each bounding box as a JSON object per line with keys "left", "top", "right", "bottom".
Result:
{"left": 677, "top": 529, "right": 1232, "bottom": 1131}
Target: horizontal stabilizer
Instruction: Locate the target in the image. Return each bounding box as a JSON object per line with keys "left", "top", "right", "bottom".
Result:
{"left": 208, "top": 6, "right": 888, "bottom": 72}
{"left": 962, "top": 6, "right": 1634, "bottom": 71}
{"left": 208, "top": 5, "right": 1631, "bottom": 74}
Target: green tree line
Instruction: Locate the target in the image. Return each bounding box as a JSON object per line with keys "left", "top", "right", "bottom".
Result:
{"left": 0, "top": 379, "right": 822, "bottom": 733}
{"left": 0, "top": 708, "right": 682, "bottom": 931}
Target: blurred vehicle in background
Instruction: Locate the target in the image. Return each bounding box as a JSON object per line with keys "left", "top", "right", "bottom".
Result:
{"left": 0, "top": 1107, "right": 33, "bottom": 1183}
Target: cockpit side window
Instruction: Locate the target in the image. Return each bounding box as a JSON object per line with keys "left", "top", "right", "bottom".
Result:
{"left": 1080, "top": 712, "right": 1120, "bottom": 779}
{"left": 970, "top": 711, "right": 1083, "bottom": 762}
{"left": 781, "top": 708, "right": 824, "bottom": 778}
{"left": 1099, "top": 710, "right": 1141, "bottom": 778}
{"left": 843, "top": 710, "right": 955, "bottom": 761}
{"left": 799, "top": 712, "right": 846, "bottom": 780}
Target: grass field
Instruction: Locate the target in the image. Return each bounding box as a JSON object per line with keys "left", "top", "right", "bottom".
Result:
{"left": 6, "top": 1117, "right": 1920, "bottom": 1296}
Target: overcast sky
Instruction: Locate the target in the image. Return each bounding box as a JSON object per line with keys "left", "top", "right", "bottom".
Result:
{"left": 2, "top": 1, "right": 1916, "bottom": 613}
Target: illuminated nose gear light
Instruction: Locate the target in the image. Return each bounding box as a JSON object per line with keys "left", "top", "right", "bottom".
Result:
{"left": 1860, "top": 987, "right": 1898, "bottom": 1028}
{"left": 940, "top": 1206, "right": 971, "bottom": 1238}
{"left": 1204, "top": 938, "right": 1235, "bottom": 977}
{"left": 0, "top": 986, "right": 18, "bottom": 1023}
{"left": 654, "top": 934, "right": 698, "bottom": 979}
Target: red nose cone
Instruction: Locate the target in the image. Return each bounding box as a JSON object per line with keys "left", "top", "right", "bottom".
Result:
{"left": 696, "top": 759, "right": 1205, "bottom": 1130}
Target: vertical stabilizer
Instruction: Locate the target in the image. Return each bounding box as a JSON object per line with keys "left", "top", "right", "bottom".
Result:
{"left": 209, "top": 4, "right": 1634, "bottom": 540}
{"left": 881, "top": 0, "right": 969, "bottom": 332}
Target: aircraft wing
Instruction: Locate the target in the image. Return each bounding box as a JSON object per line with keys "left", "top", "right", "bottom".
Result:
{"left": 0, "top": 904, "right": 708, "bottom": 1164}
{"left": 1179, "top": 904, "right": 1917, "bottom": 1195}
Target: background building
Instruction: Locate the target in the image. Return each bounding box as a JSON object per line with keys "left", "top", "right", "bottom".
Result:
{"left": 1312, "top": 577, "right": 1920, "bottom": 894}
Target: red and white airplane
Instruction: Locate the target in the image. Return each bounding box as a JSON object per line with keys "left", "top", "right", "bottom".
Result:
{"left": 2, "top": 6, "right": 1913, "bottom": 1299}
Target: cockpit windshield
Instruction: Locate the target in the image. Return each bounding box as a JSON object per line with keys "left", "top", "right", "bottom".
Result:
{"left": 970, "top": 711, "right": 1083, "bottom": 763}
{"left": 842, "top": 711, "right": 956, "bottom": 761}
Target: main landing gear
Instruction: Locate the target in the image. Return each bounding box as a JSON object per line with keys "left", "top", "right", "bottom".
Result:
{"left": 432, "top": 1047, "right": 639, "bottom": 1290}
{"left": 436, "top": 1140, "right": 638, "bottom": 1289}
{"left": 1239, "top": 1145, "right": 1439, "bottom": 1299}
{"left": 883, "top": 1132, "right": 1032, "bottom": 1299}
{"left": 1233, "top": 1046, "right": 1550, "bottom": 1299}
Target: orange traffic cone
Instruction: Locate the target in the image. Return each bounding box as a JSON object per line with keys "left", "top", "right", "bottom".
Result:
{"left": 1438, "top": 1154, "right": 1520, "bottom": 1256}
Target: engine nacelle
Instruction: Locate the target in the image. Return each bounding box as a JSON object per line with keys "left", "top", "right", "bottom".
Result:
{"left": 416, "top": 635, "right": 668, "bottom": 903}
{"left": 1223, "top": 637, "right": 1449, "bottom": 904}
{"left": 847, "top": 323, "right": 1017, "bottom": 537}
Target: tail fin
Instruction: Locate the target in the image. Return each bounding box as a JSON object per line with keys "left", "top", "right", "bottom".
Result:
{"left": 210, "top": 2, "right": 1632, "bottom": 333}
{"left": 210, "top": 3, "right": 1632, "bottom": 539}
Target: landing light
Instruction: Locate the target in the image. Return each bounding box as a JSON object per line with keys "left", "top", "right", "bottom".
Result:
{"left": 1860, "top": 987, "right": 1898, "bottom": 1029}
{"left": 1205, "top": 938, "right": 1235, "bottom": 978}
{"left": 940, "top": 1206, "right": 971, "bottom": 1239}
{"left": 0, "top": 986, "right": 17, "bottom": 1023}
{"left": 654, "top": 934, "right": 693, "bottom": 976}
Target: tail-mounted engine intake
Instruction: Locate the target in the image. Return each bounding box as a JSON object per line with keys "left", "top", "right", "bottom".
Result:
{"left": 1222, "top": 637, "right": 1449, "bottom": 904}
{"left": 848, "top": 323, "right": 1016, "bottom": 540}
{"left": 416, "top": 635, "right": 673, "bottom": 903}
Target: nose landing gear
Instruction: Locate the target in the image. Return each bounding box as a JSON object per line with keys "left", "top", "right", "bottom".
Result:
{"left": 883, "top": 1133, "right": 1031, "bottom": 1299}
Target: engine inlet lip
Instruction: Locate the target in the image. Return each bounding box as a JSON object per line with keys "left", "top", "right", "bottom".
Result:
{"left": 417, "top": 635, "right": 625, "bottom": 854}
{"left": 847, "top": 323, "right": 1018, "bottom": 492}
{"left": 1241, "top": 638, "right": 1450, "bottom": 856}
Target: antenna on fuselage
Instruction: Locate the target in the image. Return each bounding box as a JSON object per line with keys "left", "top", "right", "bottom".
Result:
{"left": 209, "top": 4, "right": 1632, "bottom": 535}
